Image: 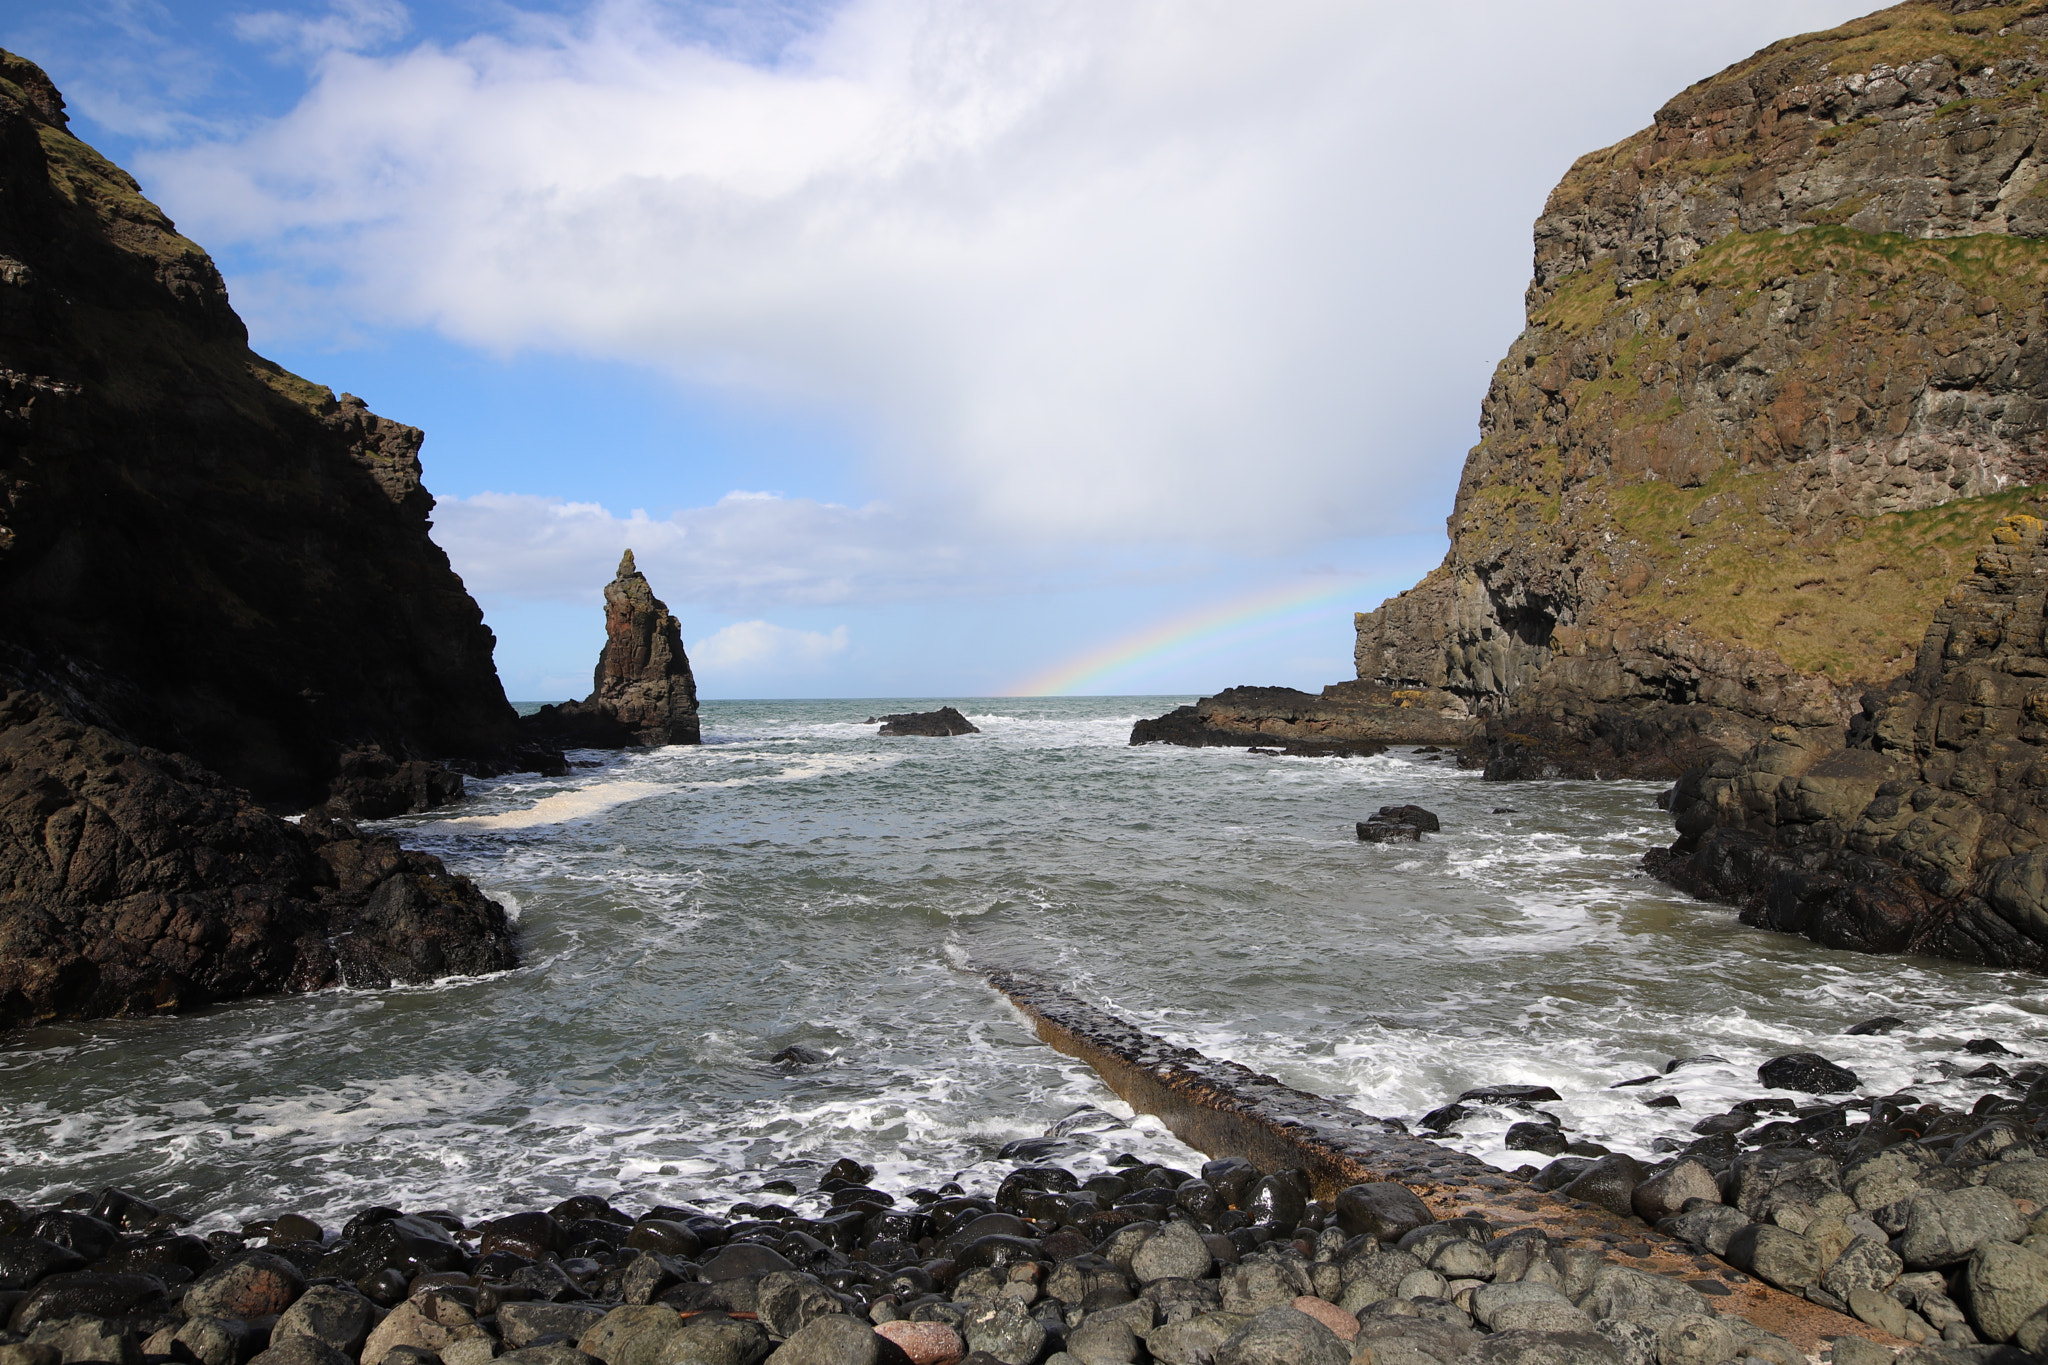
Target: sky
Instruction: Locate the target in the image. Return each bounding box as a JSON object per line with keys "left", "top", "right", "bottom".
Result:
{"left": 4, "top": 0, "right": 1878, "bottom": 699}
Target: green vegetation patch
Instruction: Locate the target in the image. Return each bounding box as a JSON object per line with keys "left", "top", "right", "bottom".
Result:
{"left": 1601, "top": 468, "right": 2046, "bottom": 683}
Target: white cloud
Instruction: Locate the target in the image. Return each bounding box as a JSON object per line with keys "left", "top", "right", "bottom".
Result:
{"left": 232, "top": 0, "right": 411, "bottom": 58}
{"left": 140, "top": 0, "right": 1875, "bottom": 546}
{"left": 431, "top": 488, "right": 971, "bottom": 607}
{"left": 691, "top": 620, "right": 849, "bottom": 673}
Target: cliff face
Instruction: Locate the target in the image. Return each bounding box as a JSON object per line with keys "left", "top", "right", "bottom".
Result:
{"left": 0, "top": 52, "right": 530, "bottom": 1025}
{"left": 1651, "top": 513, "right": 2048, "bottom": 970}
{"left": 525, "top": 551, "right": 700, "bottom": 749}
{"left": 1356, "top": 0, "right": 2048, "bottom": 778}
{"left": 0, "top": 50, "right": 521, "bottom": 803}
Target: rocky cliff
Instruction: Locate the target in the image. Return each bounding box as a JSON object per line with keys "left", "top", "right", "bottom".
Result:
{"left": 525, "top": 551, "right": 700, "bottom": 748}
{"left": 1350, "top": 0, "right": 2048, "bottom": 779}
{"left": 0, "top": 51, "right": 529, "bottom": 1024}
{"left": 1650, "top": 513, "right": 2048, "bottom": 970}
{"left": 0, "top": 50, "right": 531, "bottom": 804}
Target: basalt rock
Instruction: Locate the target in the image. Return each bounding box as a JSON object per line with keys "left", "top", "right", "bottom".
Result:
{"left": 1345, "top": 4, "right": 2048, "bottom": 779}
{"left": 1649, "top": 515, "right": 2048, "bottom": 972}
{"left": 0, "top": 51, "right": 539, "bottom": 806}
{"left": 524, "top": 552, "right": 699, "bottom": 750}
{"left": 1129, "top": 684, "right": 1435, "bottom": 752}
{"left": 874, "top": 708, "right": 979, "bottom": 737}
{"left": 0, "top": 690, "right": 516, "bottom": 1027}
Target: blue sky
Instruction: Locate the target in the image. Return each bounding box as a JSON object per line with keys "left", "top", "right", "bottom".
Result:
{"left": 4, "top": 0, "right": 1875, "bottom": 699}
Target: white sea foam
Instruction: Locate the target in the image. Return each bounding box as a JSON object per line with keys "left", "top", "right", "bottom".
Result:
{"left": 438, "top": 781, "right": 667, "bottom": 829}
{"left": 16, "top": 705, "right": 2048, "bottom": 1228}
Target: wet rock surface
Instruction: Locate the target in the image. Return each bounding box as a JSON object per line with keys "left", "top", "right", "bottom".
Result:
{"left": 873, "top": 709, "right": 980, "bottom": 739}
{"left": 1129, "top": 685, "right": 1447, "bottom": 753}
{"left": 0, "top": 690, "right": 517, "bottom": 1027}
{"left": 522, "top": 553, "right": 700, "bottom": 750}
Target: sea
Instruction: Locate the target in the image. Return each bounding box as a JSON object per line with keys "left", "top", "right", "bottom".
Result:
{"left": 4, "top": 696, "right": 2046, "bottom": 1230}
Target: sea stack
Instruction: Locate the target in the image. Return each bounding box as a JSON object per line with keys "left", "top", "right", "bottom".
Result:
{"left": 528, "top": 552, "right": 701, "bottom": 748}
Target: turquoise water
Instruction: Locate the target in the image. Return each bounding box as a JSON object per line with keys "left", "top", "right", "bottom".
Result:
{"left": 3, "top": 696, "right": 2046, "bottom": 1227}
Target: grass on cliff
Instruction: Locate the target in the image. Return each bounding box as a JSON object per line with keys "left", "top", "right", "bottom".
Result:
{"left": 1506, "top": 222, "right": 2048, "bottom": 685}
{"left": 1599, "top": 472, "right": 2045, "bottom": 684}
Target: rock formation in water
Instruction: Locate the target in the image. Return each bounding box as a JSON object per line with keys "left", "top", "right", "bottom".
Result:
{"left": 1349, "top": 0, "right": 2048, "bottom": 780}
{"left": 0, "top": 51, "right": 530, "bottom": 1023}
{"left": 1131, "top": 684, "right": 1460, "bottom": 752}
{"left": 0, "top": 689, "right": 515, "bottom": 1028}
{"left": 873, "top": 707, "right": 979, "bottom": 736}
{"left": 525, "top": 551, "right": 701, "bottom": 749}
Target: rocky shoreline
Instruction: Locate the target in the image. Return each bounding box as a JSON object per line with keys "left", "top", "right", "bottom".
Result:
{"left": 18, "top": 1010, "right": 2048, "bottom": 1365}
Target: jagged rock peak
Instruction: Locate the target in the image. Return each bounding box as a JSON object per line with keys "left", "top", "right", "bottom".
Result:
{"left": 590, "top": 548, "right": 699, "bottom": 746}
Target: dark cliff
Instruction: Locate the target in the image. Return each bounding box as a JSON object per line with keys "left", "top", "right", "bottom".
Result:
{"left": 0, "top": 51, "right": 526, "bottom": 1025}
{"left": 0, "top": 49, "right": 521, "bottom": 804}
{"left": 1353, "top": 0, "right": 2048, "bottom": 779}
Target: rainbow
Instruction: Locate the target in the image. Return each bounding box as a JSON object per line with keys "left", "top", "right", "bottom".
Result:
{"left": 1007, "top": 576, "right": 1376, "bottom": 696}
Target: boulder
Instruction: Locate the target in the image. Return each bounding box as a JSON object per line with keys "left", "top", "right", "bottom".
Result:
{"left": 1131, "top": 1222, "right": 1211, "bottom": 1284}
{"left": 577, "top": 1308, "right": 684, "bottom": 1365}
{"left": 1557, "top": 1155, "right": 1643, "bottom": 1220}
{"left": 761, "top": 1315, "right": 902, "bottom": 1365}
{"left": 957, "top": 1297, "right": 1043, "bottom": 1365}
{"left": 1724, "top": 1224, "right": 1821, "bottom": 1292}
{"left": 1900, "top": 1188, "right": 2025, "bottom": 1269}
{"left": 24, "top": 1317, "right": 141, "bottom": 1365}
{"left": 1969, "top": 1240, "right": 2048, "bottom": 1343}
{"left": 653, "top": 1312, "right": 770, "bottom": 1365}
{"left": 1757, "top": 1054, "right": 1859, "bottom": 1094}
{"left": 272, "top": 1287, "right": 379, "bottom": 1357}
{"left": 1334, "top": 1184, "right": 1435, "bottom": 1243}
{"left": 1213, "top": 1305, "right": 1348, "bottom": 1365}
{"left": 1470, "top": 1328, "right": 1622, "bottom": 1365}
{"left": 246, "top": 1340, "right": 352, "bottom": 1365}
{"left": 184, "top": 1254, "right": 306, "bottom": 1322}
{"left": 497, "top": 1306, "right": 608, "bottom": 1351}
{"left": 9, "top": 1274, "right": 168, "bottom": 1334}
{"left": 1629, "top": 1161, "right": 1718, "bottom": 1223}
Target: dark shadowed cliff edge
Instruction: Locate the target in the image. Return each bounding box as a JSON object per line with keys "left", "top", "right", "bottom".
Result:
{"left": 0, "top": 51, "right": 536, "bottom": 1025}
{"left": 1136, "top": 0, "right": 2048, "bottom": 970}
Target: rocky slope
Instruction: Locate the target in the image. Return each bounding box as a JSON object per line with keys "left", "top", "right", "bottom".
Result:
{"left": 1649, "top": 513, "right": 2048, "bottom": 970}
{"left": 524, "top": 551, "right": 699, "bottom": 749}
{"left": 0, "top": 51, "right": 529, "bottom": 1024}
{"left": 1346, "top": 0, "right": 2048, "bottom": 779}
{"left": 0, "top": 50, "right": 536, "bottom": 805}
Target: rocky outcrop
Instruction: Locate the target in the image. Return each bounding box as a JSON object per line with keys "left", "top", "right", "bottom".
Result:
{"left": 1649, "top": 514, "right": 2048, "bottom": 970}
{"left": 524, "top": 552, "right": 700, "bottom": 749}
{"left": 0, "top": 50, "right": 535, "bottom": 805}
{"left": 1348, "top": 1, "right": 2048, "bottom": 779}
{"left": 0, "top": 689, "right": 515, "bottom": 1028}
{"left": 873, "top": 707, "right": 979, "bottom": 736}
{"left": 1129, "top": 683, "right": 1465, "bottom": 752}
{"left": 0, "top": 51, "right": 527, "bottom": 1024}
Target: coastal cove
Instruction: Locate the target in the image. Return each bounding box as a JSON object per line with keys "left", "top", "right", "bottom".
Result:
{"left": 7, "top": 698, "right": 2047, "bottom": 1231}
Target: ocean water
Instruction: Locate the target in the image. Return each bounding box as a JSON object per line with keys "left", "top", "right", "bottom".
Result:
{"left": 5, "top": 695, "right": 2047, "bottom": 1229}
